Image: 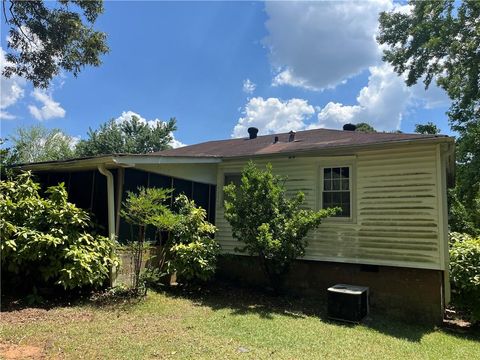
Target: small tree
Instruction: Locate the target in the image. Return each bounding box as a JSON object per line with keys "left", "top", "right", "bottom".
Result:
{"left": 120, "top": 187, "right": 177, "bottom": 293}
{"left": 169, "top": 195, "right": 219, "bottom": 281}
{"left": 224, "top": 162, "right": 338, "bottom": 291}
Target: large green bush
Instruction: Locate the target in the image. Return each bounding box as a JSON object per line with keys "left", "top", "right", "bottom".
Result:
{"left": 0, "top": 172, "right": 118, "bottom": 291}
{"left": 449, "top": 232, "right": 480, "bottom": 323}
{"left": 224, "top": 162, "right": 337, "bottom": 290}
{"left": 169, "top": 195, "right": 219, "bottom": 281}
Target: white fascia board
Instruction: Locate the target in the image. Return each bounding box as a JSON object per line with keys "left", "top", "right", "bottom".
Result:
{"left": 17, "top": 156, "right": 116, "bottom": 171}
{"left": 112, "top": 156, "right": 222, "bottom": 165}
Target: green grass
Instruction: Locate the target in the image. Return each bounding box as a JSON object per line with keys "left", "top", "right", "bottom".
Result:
{"left": 1, "top": 285, "right": 479, "bottom": 359}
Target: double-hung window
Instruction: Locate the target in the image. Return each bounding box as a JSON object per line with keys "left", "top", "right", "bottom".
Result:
{"left": 322, "top": 166, "right": 351, "bottom": 217}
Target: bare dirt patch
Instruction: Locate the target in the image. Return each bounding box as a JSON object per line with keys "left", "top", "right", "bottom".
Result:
{"left": 0, "top": 343, "right": 45, "bottom": 359}
{"left": 0, "top": 307, "right": 94, "bottom": 326}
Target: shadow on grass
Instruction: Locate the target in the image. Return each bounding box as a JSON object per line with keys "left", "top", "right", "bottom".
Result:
{"left": 161, "top": 280, "right": 480, "bottom": 344}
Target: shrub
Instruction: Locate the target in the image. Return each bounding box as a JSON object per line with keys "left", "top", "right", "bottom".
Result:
{"left": 224, "top": 162, "right": 338, "bottom": 291}
{"left": 449, "top": 233, "right": 480, "bottom": 323}
{"left": 169, "top": 195, "right": 219, "bottom": 281}
{"left": 0, "top": 172, "right": 118, "bottom": 291}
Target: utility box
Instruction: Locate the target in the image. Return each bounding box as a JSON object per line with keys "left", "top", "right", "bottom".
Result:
{"left": 327, "top": 284, "right": 369, "bottom": 323}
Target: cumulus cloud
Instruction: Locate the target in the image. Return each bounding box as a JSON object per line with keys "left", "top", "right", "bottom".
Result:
{"left": 0, "top": 47, "right": 25, "bottom": 120}
{"left": 115, "top": 110, "right": 186, "bottom": 148}
{"left": 232, "top": 65, "right": 449, "bottom": 135}
{"left": 311, "top": 64, "right": 449, "bottom": 131}
{"left": 232, "top": 97, "right": 315, "bottom": 138}
{"left": 265, "top": 0, "right": 391, "bottom": 90}
{"left": 28, "top": 88, "right": 66, "bottom": 121}
{"left": 242, "top": 79, "right": 256, "bottom": 94}
{"left": 261, "top": 1, "right": 450, "bottom": 132}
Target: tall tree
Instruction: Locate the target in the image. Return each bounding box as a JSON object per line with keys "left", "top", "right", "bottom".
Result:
{"left": 1, "top": 0, "right": 109, "bottom": 88}
{"left": 75, "top": 115, "right": 177, "bottom": 156}
{"left": 414, "top": 122, "right": 441, "bottom": 135}
{"left": 378, "top": 0, "right": 479, "bottom": 132}
{"left": 9, "top": 124, "right": 76, "bottom": 163}
{"left": 378, "top": 1, "right": 480, "bottom": 233}
{"left": 355, "top": 123, "right": 376, "bottom": 133}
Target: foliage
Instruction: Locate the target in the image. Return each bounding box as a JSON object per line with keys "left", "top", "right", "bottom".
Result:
{"left": 0, "top": 172, "right": 117, "bottom": 290}
{"left": 414, "top": 122, "right": 441, "bottom": 135}
{"left": 168, "top": 195, "right": 219, "bottom": 281}
{"left": 449, "top": 233, "right": 480, "bottom": 323}
{"left": 378, "top": 0, "right": 479, "bottom": 132}
{"left": 120, "top": 187, "right": 176, "bottom": 292}
{"left": 0, "top": 138, "right": 19, "bottom": 179}
{"left": 76, "top": 115, "right": 177, "bottom": 156}
{"left": 448, "top": 190, "right": 479, "bottom": 236}
{"left": 140, "top": 267, "right": 165, "bottom": 289}
{"left": 224, "top": 162, "right": 338, "bottom": 290}
{"left": 449, "top": 232, "right": 474, "bottom": 246}
{"left": 354, "top": 122, "right": 376, "bottom": 132}
{"left": 455, "top": 121, "right": 480, "bottom": 232}
{"left": 7, "top": 124, "right": 76, "bottom": 164}
{"left": 1, "top": 0, "right": 109, "bottom": 88}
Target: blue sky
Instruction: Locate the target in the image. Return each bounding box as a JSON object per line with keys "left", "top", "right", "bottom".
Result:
{"left": 1, "top": 1, "right": 453, "bottom": 148}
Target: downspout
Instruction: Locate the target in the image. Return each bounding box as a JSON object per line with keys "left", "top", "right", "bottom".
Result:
{"left": 98, "top": 165, "right": 117, "bottom": 287}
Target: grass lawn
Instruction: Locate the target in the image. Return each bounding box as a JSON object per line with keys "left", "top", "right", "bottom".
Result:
{"left": 1, "top": 284, "right": 479, "bottom": 359}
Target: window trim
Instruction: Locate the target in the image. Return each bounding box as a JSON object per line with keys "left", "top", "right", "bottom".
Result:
{"left": 317, "top": 160, "right": 356, "bottom": 223}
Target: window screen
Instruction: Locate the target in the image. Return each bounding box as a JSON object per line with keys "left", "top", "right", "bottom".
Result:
{"left": 322, "top": 167, "right": 351, "bottom": 217}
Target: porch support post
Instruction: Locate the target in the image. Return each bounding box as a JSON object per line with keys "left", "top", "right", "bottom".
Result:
{"left": 98, "top": 165, "right": 117, "bottom": 287}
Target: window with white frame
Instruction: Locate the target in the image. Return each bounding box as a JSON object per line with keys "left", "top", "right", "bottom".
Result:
{"left": 322, "top": 167, "right": 351, "bottom": 217}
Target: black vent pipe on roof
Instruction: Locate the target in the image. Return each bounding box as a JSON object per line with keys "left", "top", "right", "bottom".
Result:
{"left": 343, "top": 123, "right": 356, "bottom": 131}
{"left": 288, "top": 131, "right": 296, "bottom": 142}
{"left": 248, "top": 127, "right": 259, "bottom": 139}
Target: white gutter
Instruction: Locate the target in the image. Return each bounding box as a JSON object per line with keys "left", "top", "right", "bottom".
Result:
{"left": 97, "top": 165, "right": 117, "bottom": 286}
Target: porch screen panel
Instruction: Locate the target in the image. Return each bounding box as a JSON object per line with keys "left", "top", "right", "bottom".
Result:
{"left": 208, "top": 185, "right": 216, "bottom": 224}
{"left": 193, "top": 182, "right": 209, "bottom": 212}
{"left": 68, "top": 171, "right": 95, "bottom": 210}
{"left": 173, "top": 178, "right": 192, "bottom": 198}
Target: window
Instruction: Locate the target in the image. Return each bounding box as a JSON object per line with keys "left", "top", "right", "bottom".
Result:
{"left": 322, "top": 167, "right": 351, "bottom": 217}
{"left": 224, "top": 174, "right": 242, "bottom": 187}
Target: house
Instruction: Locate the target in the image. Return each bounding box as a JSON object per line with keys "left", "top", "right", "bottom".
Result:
{"left": 20, "top": 125, "right": 455, "bottom": 323}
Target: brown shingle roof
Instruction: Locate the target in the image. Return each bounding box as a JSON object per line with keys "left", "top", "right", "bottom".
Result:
{"left": 154, "top": 128, "right": 451, "bottom": 158}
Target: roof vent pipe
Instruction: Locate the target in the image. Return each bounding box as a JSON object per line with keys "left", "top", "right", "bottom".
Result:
{"left": 288, "top": 131, "right": 296, "bottom": 142}
{"left": 248, "top": 127, "right": 259, "bottom": 139}
{"left": 343, "top": 123, "right": 356, "bottom": 131}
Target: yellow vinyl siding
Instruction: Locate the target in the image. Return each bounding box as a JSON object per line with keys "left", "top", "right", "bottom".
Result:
{"left": 215, "top": 143, "right": 446, "bottom": 270}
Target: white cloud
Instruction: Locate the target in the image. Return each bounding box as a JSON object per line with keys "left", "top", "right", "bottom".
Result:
{"left": 312, "top": 64, "right": 449, "bottom": 131}
{"left": 265, "top": 0, "right": 391, "bottom": 90}
{"left": 242, "top": 79, "right": 256, "bottom": 94}
{"left": 262, "top": 1, "right": 449, "bottom": 132}
{"left": 232, "top": 97, "right": 315, "bottom": 138}
{"left": 0, "top": 47, "right": 25, "bottom": 120}
{"left": 28, "top": 88, "right": 66, "bottom": 121}
{"left": 114, "top": 110, "right": 186, "bottom": 148}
